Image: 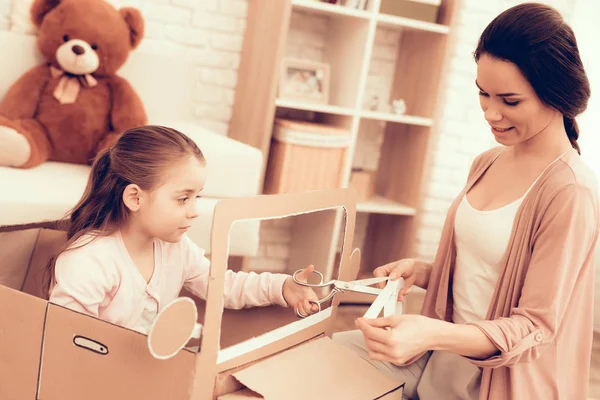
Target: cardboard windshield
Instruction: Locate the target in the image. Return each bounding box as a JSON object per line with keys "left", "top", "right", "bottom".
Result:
{"left": 193, "top": 189, "right": 357, "bottom": 398}
{"left": 0, "top": 189, "right": 404, "bottom": 399}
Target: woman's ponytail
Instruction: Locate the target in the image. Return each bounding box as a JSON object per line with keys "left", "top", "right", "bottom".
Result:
{"left": 564, "top": 116, "right": 581, "bottom": 155}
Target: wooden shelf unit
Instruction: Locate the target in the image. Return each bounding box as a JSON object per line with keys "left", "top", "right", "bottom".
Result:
{"left": 229, "top": 0, "right": 460, "bottom": 288}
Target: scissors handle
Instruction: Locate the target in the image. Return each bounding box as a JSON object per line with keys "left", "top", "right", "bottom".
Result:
{"left": 296, "top": 300, "right": 323, "bottom": 318}
{"left": 292, "top": 269, "right": 334, "bottom": 288}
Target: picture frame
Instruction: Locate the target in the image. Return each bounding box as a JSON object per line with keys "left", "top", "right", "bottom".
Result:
{"left": 279, "top": 58, "right": 330, "bottom": 104}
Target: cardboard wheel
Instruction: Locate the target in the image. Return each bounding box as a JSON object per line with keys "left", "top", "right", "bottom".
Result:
{"left": 147, "top": 297, "right": 202, "bottom": 360}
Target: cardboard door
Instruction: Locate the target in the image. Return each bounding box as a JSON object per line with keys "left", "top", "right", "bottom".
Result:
{"left": 38, "top": 304, "right": 196, "bottom": 400}
{"left": 0, "top": 285, "right": 47, "bottom": 400}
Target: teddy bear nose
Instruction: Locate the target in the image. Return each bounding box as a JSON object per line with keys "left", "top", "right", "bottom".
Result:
{"left": 71, "top": 45, "right": 85, "bottom": 55}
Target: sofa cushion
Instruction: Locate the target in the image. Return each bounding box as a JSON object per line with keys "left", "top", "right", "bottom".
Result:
{"left": 0, "top": 161, "right": 259, "bottom": 257}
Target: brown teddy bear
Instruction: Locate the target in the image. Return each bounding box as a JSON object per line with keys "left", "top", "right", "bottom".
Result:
{"left": 0, "top": 0, "right": 147, "bottom": 168}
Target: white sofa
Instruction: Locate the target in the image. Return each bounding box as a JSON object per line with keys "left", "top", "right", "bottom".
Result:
{"left": 0, "top": 31, "right": 261, "bottom": 289}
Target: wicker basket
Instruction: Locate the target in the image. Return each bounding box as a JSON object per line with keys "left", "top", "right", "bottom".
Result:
{"left": 264, "top": 119, "right": 352, "bottom": 194}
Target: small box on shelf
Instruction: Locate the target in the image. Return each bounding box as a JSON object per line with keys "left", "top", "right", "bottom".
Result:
{"left": 349, "top": 168, "right": 375, "bottom": 201}
{"left": 264, "top": 119, "right": 352, "bottom": 194}
{"left": 379, "top": 0, "right": 440, "bottom": 23}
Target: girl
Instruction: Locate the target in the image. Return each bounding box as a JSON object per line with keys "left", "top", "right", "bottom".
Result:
{"left": 335, "top": 3, "right": 598, "bottom": 400}
{"left": 48, "top": 125, "right": 318, "bottom": 335}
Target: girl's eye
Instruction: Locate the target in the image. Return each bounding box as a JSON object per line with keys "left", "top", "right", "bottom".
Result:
{"left": 178, "top": 197, "right": 188, "bottom": 204}
{"left": 478, "top": 91, "right": 489, "bottom": 97}
{"left": 63, "top": 34, "right": 69, "bottom": 42}
{"left": 504, "top": 99, "right": 520, "bottom": 106}
{"left": 195, "top": 195, "right": 202, "bottom": 200}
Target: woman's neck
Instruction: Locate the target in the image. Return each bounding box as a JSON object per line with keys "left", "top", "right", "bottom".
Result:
{"left": 511, "top": 115, "right": 573, "bottom": 161}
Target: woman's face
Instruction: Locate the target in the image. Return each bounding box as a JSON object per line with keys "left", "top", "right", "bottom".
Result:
{"left": 476, "top": 53, "right": 559, "bottom": 146}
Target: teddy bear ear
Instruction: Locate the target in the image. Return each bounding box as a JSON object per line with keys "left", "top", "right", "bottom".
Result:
{"left": 30, "top": 0, "right": 62, "bottom": 27}
{"left": 120, "top": 7, "right": 145, "bottom": 50}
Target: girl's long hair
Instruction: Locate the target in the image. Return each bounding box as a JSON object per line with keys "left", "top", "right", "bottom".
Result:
{"left": 45, "top": 125, "right": 205, "bottom": 294}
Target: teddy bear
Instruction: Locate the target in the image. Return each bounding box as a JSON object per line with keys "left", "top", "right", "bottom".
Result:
{"left": 0, "top": 0, "right": 147, "bottom": 168}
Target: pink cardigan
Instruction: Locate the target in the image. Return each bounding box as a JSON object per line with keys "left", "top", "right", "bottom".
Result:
{"left": 49, "top": 232, "right": 289, "bottom": 333}
{"left": 421, "top": 147, "right": 599, "bottom": 399}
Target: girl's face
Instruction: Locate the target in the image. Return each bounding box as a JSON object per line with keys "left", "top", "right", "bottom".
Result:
{"left": 138, "top": 156, "right": 206, "bottom": 243}
{"left": 476, "top": 54, "right": 560, "bottom": 146}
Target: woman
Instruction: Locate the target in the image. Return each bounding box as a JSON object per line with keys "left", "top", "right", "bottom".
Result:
{"left": 334, "top": 3, "right": 598, "bottom": 399}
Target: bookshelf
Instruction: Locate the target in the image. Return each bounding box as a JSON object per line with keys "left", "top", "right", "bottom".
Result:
{"left": 228, "top": 0, "right": 460, "bottom": 302}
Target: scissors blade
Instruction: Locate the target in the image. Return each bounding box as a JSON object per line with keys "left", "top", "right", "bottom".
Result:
{"left": 345, "top": 285, "right": 383, "bottom": 296}
{"left": 350, "top": 276, "right": 390, "bottom": 287}
{"left": 333, "top": 277, "right": 390, "bottom": 296}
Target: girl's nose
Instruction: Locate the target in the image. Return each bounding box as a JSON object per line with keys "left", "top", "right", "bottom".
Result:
{"left": 187, "top": 200, "right": 199, "bottom": 219}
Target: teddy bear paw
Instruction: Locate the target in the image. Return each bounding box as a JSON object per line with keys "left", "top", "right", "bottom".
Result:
{"left": 0, "top": 126, "right": 31, "bottom": 167}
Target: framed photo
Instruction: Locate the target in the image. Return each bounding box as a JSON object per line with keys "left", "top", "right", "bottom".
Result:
{"left": 279, "top": 58, "right": 330, "bottom": 104}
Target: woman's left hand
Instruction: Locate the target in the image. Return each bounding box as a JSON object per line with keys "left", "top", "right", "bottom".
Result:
{"left": 355, "top": 314, "right": 441, "bottom": 365}
{"left": 282, "top": 264, "right": 320, "bottom": 317}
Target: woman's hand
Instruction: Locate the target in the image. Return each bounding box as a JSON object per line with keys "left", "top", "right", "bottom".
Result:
{"left": 373, "top": 258, "right": 418, "bottom": 302}
{"left": 282, "top": 264, "right": 320, "bottom": 317}
{"left": 355, "top": 314, "right": 441, "bottom": 365}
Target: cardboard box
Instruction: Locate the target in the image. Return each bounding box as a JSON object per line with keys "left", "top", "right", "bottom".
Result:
{"left": 0, "top": 189, "right": 404, "bottom": 399}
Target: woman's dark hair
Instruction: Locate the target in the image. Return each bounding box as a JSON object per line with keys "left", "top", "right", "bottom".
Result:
{"left": 45, "top": 125, "right": 205, "bottom": 293}
{"left": 474, "top": 3, "right": 590, "bottom": 154}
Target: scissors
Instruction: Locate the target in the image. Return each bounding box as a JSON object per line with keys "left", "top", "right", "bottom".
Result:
{"left": 292, "top": 269, "right": 390, "bottom": 318}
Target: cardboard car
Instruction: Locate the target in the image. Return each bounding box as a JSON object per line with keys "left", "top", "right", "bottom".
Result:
{"left": 0, "top": 189, "right": 404, "bottom": 399}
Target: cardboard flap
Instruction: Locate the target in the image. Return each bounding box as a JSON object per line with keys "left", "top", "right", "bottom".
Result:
{"left": 231, "top": 336, "right": 403, "bottom": 400}
{"left": 0, "top": 285, "right": 47, "bottom": 400}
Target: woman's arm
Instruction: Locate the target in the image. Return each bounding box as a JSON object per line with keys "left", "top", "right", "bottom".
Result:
{"left": 413, "top": 259, "right": 433, "bottom": 290}
{"left": 355, "top": 314, "right": 499, "bottom": 365}
{"left": 432, "top": 320, "right": 499, "bottom": 359}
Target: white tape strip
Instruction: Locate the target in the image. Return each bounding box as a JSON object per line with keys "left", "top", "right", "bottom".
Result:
{"left": 363, "top": 278, "right": 404, "bottom": 319}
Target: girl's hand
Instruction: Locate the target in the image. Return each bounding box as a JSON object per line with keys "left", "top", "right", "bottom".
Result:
{"left": 282, "top": 265, "right": 320, "bottom": 317}
{"left": 355, "top": 314, "right": 441, "bottom": 365}
{"left": 373, "top": 258, "right": 417, "bottom": 302}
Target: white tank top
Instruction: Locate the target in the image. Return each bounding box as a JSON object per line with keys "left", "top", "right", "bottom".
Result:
{"left": 452, "top": 151, "right": 565, "bottom": 324}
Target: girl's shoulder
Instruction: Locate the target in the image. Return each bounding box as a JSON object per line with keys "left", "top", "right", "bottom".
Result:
{"left": 57, "top": 231, "right": 121, "bottom": 265}
{"left": 54, "top": 232, "right": 122, "bottom": 284}
{"left": 66, "top": 230, "right": 119, "bottom": 252}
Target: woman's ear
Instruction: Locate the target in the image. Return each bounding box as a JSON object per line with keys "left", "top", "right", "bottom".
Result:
{"left": 30, "top": 0, "right": 62, "bottom": 27}
{"left": 123, "top": 184, "right": 142, "bottom": 212}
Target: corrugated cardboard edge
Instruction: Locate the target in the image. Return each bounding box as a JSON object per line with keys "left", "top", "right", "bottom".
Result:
{"left": 216, "top": 388, "right": 262, "bottom": 399}
{"left": 190, "top": 189, "right": 357, "bottom": 399}
{"left": 0, "top": 219, "right": 63, "bottom": 233}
